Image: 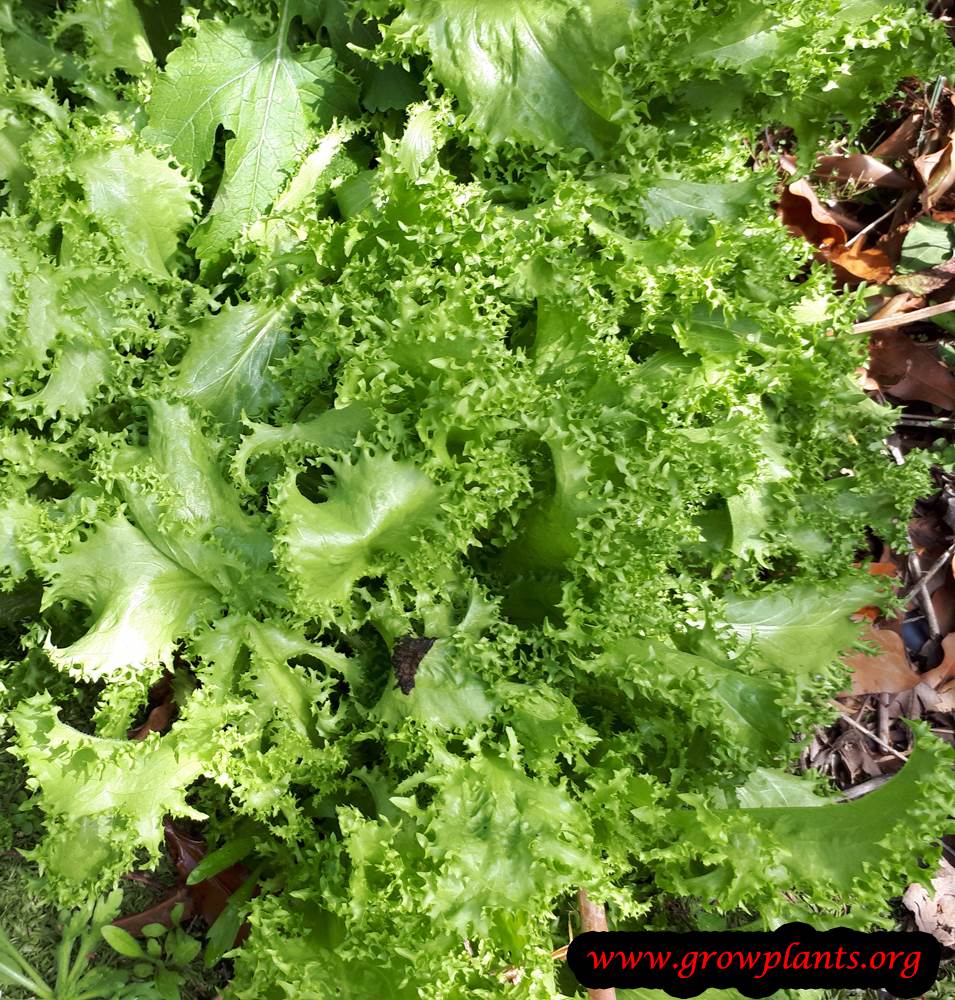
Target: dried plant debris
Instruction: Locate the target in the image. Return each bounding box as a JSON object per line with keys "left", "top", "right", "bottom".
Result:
{"left": 391, "top": 636, "right": 436, "bottom": 694}
{"left": 904, "top": 859, "right": 955, "bottom": 948}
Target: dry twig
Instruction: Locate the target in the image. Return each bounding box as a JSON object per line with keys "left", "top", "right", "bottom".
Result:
{"left": 854, "top": 298, "right": 955, "bottom": 333}
{"left": 901, "top": 540, "right": 955, "bottom": 603}
{"left": 835, "top": 710, "right": 908, "bottom": 761}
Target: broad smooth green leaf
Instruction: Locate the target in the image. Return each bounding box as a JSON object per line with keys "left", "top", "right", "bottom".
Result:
{"left": 722, "top": 578, "right": 879, "bottom": 681}
{"left": 898, "top": 218, "right": 955, "bottom": 273}
{"left": 145, "top": 2, "right": 351, "bottom": 258}
{"left": 173, "top": 300, "right": 292, "bottom": 428}
{"left": 735, "top": 768, "right": 830, "bottom": 808}
{"left": 392, "top": 0, "right": 637, "bottom": 153}
{"left": 100, "top": 925, "right": 144, "bottom": 959}
{"left": 186, "top": 836, "right": 256, "bottom": 886}
{"left": 641, "top": 174, "right": 764, "bottom": 229}
{"left": 204, "top": 870, "right": 260, "bottom": 968}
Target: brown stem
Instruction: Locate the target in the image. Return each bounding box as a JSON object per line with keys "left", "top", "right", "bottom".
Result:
{"left": 578, "top": 890, "right": 616, "bottom": 1000}
{"left": 853, "top": 297, "right": 955, "bottom": 333}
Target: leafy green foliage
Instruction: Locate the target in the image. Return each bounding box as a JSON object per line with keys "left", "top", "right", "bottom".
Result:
{"left": 386, "top": 0, "right": 636, "bottom": 153}
{"left": 0, "top": 890, "right": 152, "bottom": 999}
{"left": 0, "top": 0, "right": 950, "bottom": 998}
{"left": 144, "top": 1, "right": 354, "bottom": 260}
{"left": 39, "top": 517, "right": 222, "bottom": 687}
{"left": 102, "top": 902, "right": 203, "bottom": 998}
{"left": 74, "top": 145, "right": 195, "bottom": 279}
{"left": 659, "top": 729, "right": 955, "bottom": 926}
{"left": 276, "top": 450, "right": 443, "bottom": 616}
{"left": 9, "top": 693, "right": 206, "bottom": 889}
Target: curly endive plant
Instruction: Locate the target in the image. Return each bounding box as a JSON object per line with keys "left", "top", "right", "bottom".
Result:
{"left": 0, "top": 0, "right": 953, "bottom": 997}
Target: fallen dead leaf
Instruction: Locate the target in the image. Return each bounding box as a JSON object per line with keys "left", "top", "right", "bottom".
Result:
{"left": 866, "top": 561, "right": 902, "bottom": 576}
{"left": 910, "top": 513, "right": 952, "bottom": 561}
{"left": 915, "top": 141, "right": 955, "bottom": 211}
{"left": 844, "top": 626, "right": 919, "bottom": 695}
{"left": 869, "top": 292, "right": 924, "bottom": 325}
{"left": 814, "top": 154, "right": 914, "bottom": 191}
{"left": 867, "top": 330, "right": 955, "bottom": 410}
{"left": 853, "top": 561, "right": 899, "bottom": 621}
{"left": 932, "top": 575, "right": 955, "bottom": 636}
{"left": 893, "top": 267, "right": 955, "bottom": 297}
{"left": 828, "top": 241, "right": 895, "bottom": 284}
{"left": 918, "top": 633, "right": 955, "bottom": 689}
{"left": 778, "top": 170, "right": 894, "bottom": 282}
{"left": 779, "top": 178, "right": 851, "bottom": 247}
{"left": 935, "top": 676, "right": 955, "bottom": 711}
{"left": 904, "top": 858, "right": 955, "bottom": 948}
{"left": 164, "top": 819, "right": 252, "bottom": 947}
{"left": 127, "top": 701, "right": 174, "bottom": 740}
{"left": 127, "top": 674, "right": 175, "bottom": 740}
{"left": 112, "top": 888, "right": 194, "bottom": 936}
{"left": 876, "top": 189, "right": 920, "bottom": 265}
{"left": 871, "top": 112, "right": 923, "bottom": 161}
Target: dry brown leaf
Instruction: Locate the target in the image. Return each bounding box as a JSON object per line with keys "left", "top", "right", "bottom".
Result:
{"left": 778, "top": 178, "right": 848, "bottom": 247}
{"left": 910, "top": 513, "right": 951, "bottom": 561}
{"left": 932, "top": 576, "right": 955, "bottom": 636}
{"left": 814, "top": 154, "right": 915, "bottom": 191}
{"left": 127, "top": 674, "right": 175, "bottom": 740}
{"left": 915, "top": 141, "right": 955, "bottom": 211}
{"left": 845, "top": 626, "right": 918, "bottom": 695}
{"left": 854, "top": 561, "right": 899, "bottom": 621}
{"left": 866, "top": 561, "right": 901, "bottom": 577}
{"left": 893, "top": 267, "right": 955, "bottom": 297}
{"left": 876, "top": 188, "right": 920, "bottom": 265}
{"left": 867, "top": 330, "right": 955, "bottom": 410}
{"left": 903, "top": 859, "right": 955, "bottom": 948}
{"left": 871, "top": 112, "right": 923, "bottom": 160}
{"left": 870, "top": 292, "right": 923, "bottom": 324}
{"left": 164, "top": 820, "right": 252, "bottom": 931}
{"left": 935, "top": 677, "right": 955, "bottom": 711}
{"left": 778, "top": 169, "right": 893, "bottom": 282}
{"left": 828, "top": 241, "right": 894, "bottom": 284}
{"left": 127, "top": 700, "right": 174, "bottom": 740}
{"left": 857, "top": 366, "right": 880, "bottom": 392}
{"left": 112, "top": 888, "right": 194, "bottom": 937}
{"left": 892, "top": 252, "right": 955, "bottom": 297}
{"left": 919, "top": 633, "right": 955, "bottom": 689}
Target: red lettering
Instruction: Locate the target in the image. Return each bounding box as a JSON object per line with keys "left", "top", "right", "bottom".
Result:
{"left": 791, "top": 950, "right": 812, "bottom": 971}
{"left": 756, "top": 952, "right": 781, "bottom": 979}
